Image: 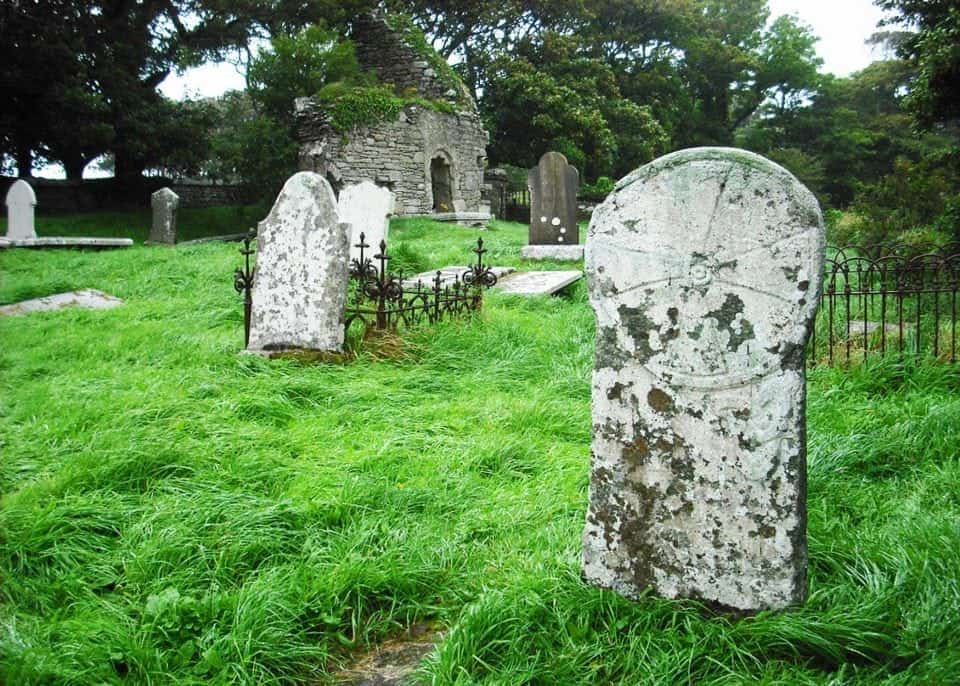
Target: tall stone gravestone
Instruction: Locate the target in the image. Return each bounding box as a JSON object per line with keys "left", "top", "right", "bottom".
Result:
{"left": 149, "top": 187, "right": 179, "bottom": 244}
{"left": 338, "top": 180, "right": 394, "bottom": 263}
{"left": 522, "top": 152, "right": 581, "bottom": 260}
{"left": 582, "top": 148, "right": 825, "bottom": 611}
{"left": 5, "top": 180, "right": 37, "bottom": 239}
{"left": 247, "top": 172, "right": 351, "bottom": 355}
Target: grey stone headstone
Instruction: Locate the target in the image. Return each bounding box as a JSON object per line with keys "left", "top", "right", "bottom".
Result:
{"left": 338, "top": 180, "right": 394, "bottom": 263}
{"left": 150, "top": 187, "right": 180, "bottom": 244}
{"left": 528, "top": 152, "right": 579, "bottom": 246}
{"left": 247, "top": 172, "right": 351, "bottom": 354}
{"left": 582, "top": 147, "right": 825, "bottom": 611}
{"left": 5, "top": 179, "right": 37, "bottom": 239}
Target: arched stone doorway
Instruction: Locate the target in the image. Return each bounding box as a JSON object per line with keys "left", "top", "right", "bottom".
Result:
{"left": 430, "top": 155, "right": 453, "bottom": 212}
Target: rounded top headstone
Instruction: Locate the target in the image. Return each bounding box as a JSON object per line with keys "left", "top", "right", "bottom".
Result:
{"left": 151, "top": 187, "right": 179, "bottom": 207}
{"left": 6, "top": 179, "right": 36, "bottom": 208}
{"left": 586, "top": 146, "right": 824, "bottom": 390}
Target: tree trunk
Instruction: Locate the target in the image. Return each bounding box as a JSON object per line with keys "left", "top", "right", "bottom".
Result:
{"left": 16, "top": 146, "right": 33, "bottom": 178}
{"left": 63, "top": 156, "right": 88, "bottom": 180}
{"left": 113, "top": 155, "right": 145, "bottom": 185}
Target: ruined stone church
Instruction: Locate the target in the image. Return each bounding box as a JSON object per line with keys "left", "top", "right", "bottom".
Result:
{"left": 295, "top": 13, "right": 489, "bottom": 217}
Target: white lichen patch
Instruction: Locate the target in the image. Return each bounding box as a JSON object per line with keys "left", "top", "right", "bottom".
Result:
{"left": 582, "top": 147, "right": 825, "bottom": 611}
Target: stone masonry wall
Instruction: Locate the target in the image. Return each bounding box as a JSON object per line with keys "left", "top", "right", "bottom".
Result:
{"left": 297, "top": 103, "right": 488, "bottom": 216}
{"left": 295, "top": 11, "right": 489, "bottom": 215}
{"left": 351, "top": 13, "right": 473, "bottom": 108}
{"left": 0, "top": 176, "right": 248, "bottom": 212}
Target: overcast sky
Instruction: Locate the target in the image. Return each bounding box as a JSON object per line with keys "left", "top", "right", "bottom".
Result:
{"left": 160, "top": 0, "right": 894, "bottom": 100}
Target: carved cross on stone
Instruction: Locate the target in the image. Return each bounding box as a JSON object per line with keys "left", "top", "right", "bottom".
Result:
{"left": 582, "top": 148, "right": 825, "bottom": 612}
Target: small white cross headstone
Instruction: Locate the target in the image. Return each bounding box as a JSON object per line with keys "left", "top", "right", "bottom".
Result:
{"left": 5, "top": 180, "right": 37, "bottom": 239}
{"left": 337, "top": 180, "right": 395, "bottom": 263}
{"left": 246, "top": 172, "right": 351, "bottom": 354}
{"left": 149, "top": 187, "right": 180, "bottom": 244}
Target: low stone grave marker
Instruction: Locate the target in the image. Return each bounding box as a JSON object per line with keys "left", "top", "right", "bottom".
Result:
{"left": 338, "top": 180, "right": 394, "bottom": 263}
{"left": 5, "top": 179, "right": 37, "bottom": 239}
{"left": 522, "top": 152, "right": 582, "bottom": 261}
{"left": 149, "top": 187, "right": 180, "bottom": 244}
{"left": 246, "top": 172, "right": 351, "bottom": 355}
{"left": 0, "top": 289, "right": 124, "bottom": 316}
{"left": 582, "top": 147, "right": 825, "bottom": 611}
{"left": 494, "top": 270, "right": 582, "bottom": 296}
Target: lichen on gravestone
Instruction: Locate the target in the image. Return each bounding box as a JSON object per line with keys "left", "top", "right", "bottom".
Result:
{"left": 149, "top": 187, "right": 179, "bottom": 244}
{"left": 246, "top": 172, "right": 351, "bottom": 355}
{"left": 582, "top": 147, "right": 825, "bottom": 612}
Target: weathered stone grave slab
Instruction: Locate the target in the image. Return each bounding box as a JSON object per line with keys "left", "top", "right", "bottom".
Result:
{"left": 332, "top": 622, "right": 441, "bottom": 685}
{"left": 0, "top": 236, "right": 133, "bottom": 249}
{"left": 528, "top": 152, "right": 579, "bottom": 246}
{"left": 582, "top": 147, "right": 825, "bottom": 611}
{"left": 407, "top": 265, "right": 515, "bottom": 288}
{"left": 419, "top": 211, "right": 491, "bottom": 228}
{"left": 149, "top": 187, "right": 179, "bottom": 244}
{"left": 494, "top": 270, "right": 582, "bottom": 296}
{"left": 246, "top": 172, "right": 351, "bottom": 355}
{"left": 338, "top": 180, "right": 394, "bottom": 262}
{"left": 520, "top": 244, "right": 584, "bottom": 261}
{"left": 5, "top": 179, "right": 37, "bottom": 239}
{"left": 0, "top": 289, "right": 124, "bottom": 316}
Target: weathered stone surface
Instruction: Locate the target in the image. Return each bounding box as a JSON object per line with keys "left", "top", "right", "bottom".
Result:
{"left": 338, "top": 180, "right": 394, "bottom": 262}
{"left": 0, "top": 289, "right": 124, "bottom": 316}
{"left": 495, "top": 270, "right": 582, "bottom": 296}
{"left": 5, "top": 179, "right": 37, "bottom": 239}
{"left": 149, "top": 187, "right": 179, "bottom": 244}
{"left": 0, "top": 237, "right": 132, "bottom": 249}
{"left": 520, "top": 244, "right": 584, "bottom": 261}
{"left": 247, "top": 172, "right": 350, "bottom": 354}
{"left": 582, "top": 147, "right": 825, "bottom": 611}
{"left": 528, "top": 152, "right": 579, "bottom": 246}
{"left": 332, "top": 622, "right": 442, "bottom": 686}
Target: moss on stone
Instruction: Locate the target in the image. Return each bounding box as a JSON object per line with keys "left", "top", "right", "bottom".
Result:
{"left": 382, "top": 13, "right": 469, "bottom": 104}
{"left": 314, "top": 84, "right": 459, "bottom": 135}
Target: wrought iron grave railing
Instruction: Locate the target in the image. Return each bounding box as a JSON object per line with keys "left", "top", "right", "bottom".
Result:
{"left": 233, "top": 232, "right": 498, "bottom": 347}
{"left": 810, "top": 243, "right": 960, "bottom": 365}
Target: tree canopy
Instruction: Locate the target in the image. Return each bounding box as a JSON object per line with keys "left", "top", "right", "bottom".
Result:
{"left": 3, "top": 0, "right": 958, "bottom": 250}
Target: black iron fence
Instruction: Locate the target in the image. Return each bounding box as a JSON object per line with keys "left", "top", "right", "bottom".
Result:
{"left": 505, "top": 188, "right": 530, "bottom": 223}
{"left": 810, "top": 243, "right": 960, "bottom": 365}
{"left": 233, "top": 232, "right": 498, "bottom": 347}
{"left": 345, "top": 233, "right": 497, "bottom": 333}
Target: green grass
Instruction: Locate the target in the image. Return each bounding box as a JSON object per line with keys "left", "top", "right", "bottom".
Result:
{"left": 1, "top": 213, "right": 959, "bottom": 684}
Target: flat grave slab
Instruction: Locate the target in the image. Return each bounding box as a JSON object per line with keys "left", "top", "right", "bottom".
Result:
{"left": 406, "top": 265, "right": 515, "bottom": 287}
{"left": 406, "top": 212, "right": 491, "bottom": 227}
{"left": 494, "top": 270, "right": 582, "bottom": 296}
{"left": 0, "top": 237, "right": 133, "bottom": 249}
{"left": 521, "top": 244, "right": 584, "bottom": 261}
{"left": 0, "top": 289, "right": 124, "bottom": 316}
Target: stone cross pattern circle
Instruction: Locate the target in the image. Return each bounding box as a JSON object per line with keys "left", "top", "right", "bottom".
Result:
{"left": 583, "top": 147, "right": 825, "bottom": 612}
